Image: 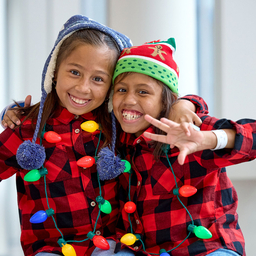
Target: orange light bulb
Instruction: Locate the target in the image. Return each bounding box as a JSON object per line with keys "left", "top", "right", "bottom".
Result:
{"left": 43, "top": 131, "right": 62, "bottom": 143}
{"left": 87, "top": 231, "right": 110, "bottom": 250}
{"left": 173, "top": 185, "right": 197, "bottom": 197}
{"left": 77, "top": 156, "right": 95, "bottom": 168}
{"left": 124, "top": 201, "right": 136, "bottom": 213}
{"left": 93, "top": 235, "right": 110, "bottom": 250}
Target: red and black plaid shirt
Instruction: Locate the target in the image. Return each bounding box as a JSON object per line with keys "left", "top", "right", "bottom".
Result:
{"left": 116, "top": 111, "right": 256, "bottom": 255}
{"left": 0, "top": 106, "right": 119, "bottom": 256}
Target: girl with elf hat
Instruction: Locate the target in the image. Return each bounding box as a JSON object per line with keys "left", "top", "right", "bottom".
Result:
{"left": 0, "top": 15, "right": 208, "bottom": 256}
{"left": 102, "top": 38, "right": 256, "bottom": 256}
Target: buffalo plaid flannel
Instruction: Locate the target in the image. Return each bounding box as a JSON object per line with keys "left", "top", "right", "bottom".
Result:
{"left": 0, "top": 95, "right": 209, "bottom": 256}
{"left": 0, "top": 106, "right": 119, "bottom": 256}
{"left": 116, "top": 114, "right": 256, "bottom": 256}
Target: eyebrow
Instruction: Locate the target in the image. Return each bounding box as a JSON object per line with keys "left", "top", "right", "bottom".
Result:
{"left": 116, "top": 81, "right": 154, "bottom": 88}
{"left": 67, "top": 63, "right": 110, "bottom": 77}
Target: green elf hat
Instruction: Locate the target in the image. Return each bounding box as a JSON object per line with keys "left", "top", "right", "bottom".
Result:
{"left": 112, "top": 38, "right": 179, "bottom": 94}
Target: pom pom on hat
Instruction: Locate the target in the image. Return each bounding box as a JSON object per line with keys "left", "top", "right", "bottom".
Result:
{"left": 97, "top": 111, "right": 125, "bottom": 180}
{"left": 16, "top": 140, "right": 46, "bottom": 170}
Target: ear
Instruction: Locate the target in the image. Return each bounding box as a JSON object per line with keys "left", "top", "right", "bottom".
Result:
{"left": 52, "top": 80, "right": 57, "bottom": 90}
{"left": 173, "top": 93, "right": 178, "bottom": 101}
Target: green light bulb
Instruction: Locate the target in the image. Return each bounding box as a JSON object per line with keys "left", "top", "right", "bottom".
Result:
{"left": 122, "top": 160, "right": 131, "bottom": 173}
{"left": 188, "top": 224, "right": 212, "bottom": 239}
{"left": 24, "top": 168, "right": 48, "bottom": 182}
{"left": 96, "top": 196, "right": 112, "bottom": 214}
{"left": 99, "top": 199, "right": 112, "bottom": 214}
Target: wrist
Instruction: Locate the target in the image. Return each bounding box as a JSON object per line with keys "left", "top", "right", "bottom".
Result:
{"left": 199, "top": 131, "right": 217, "bottom": 151}
{"left": 210, "top": 130, "right": 228, "bottom": 150}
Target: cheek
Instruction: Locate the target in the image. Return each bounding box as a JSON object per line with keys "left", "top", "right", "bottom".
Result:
{"left": 96, "top": 84, "right": 110, "bottom": 97}
{"left": 147, "top": 98, "right": 162, "bottom": 117}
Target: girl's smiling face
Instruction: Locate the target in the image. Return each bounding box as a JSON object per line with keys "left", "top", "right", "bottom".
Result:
{"left": 113, "top": 72, "right": 163, "bottom": 137}
{"left": 55, "top": 43, "right": 116, "bottom": 115}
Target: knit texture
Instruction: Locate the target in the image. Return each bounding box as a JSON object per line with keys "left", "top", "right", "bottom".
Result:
{"left": 113, "top": 38, "right": 179, "bottom": 94}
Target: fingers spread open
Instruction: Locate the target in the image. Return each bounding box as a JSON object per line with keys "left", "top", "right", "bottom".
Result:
{"left": 144, "top": 114, "right": 171, "bottom": 133}
{"left": 143, "top": 132, "right": 168, "bottom": 144}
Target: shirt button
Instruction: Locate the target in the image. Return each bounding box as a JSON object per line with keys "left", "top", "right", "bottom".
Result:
{"left": 74, "top": 115, "right": 79, "bottom": 119}
{"left": 90, "top": 201, "right": 96, "bottom": 207}
{"left": 95, "top": 230, "right": 101, "bottom": 235}
{"left": 134, "top": 246, "right": 139, "bottom": 250}
{"left": 137, "top": 181, "right": 141, "bottom": 186}
{"left": 136, "top": 139, "right": 141, "bottom": 144}
{"left": 136, "top": 219, "right": 140, "bottom": 225}
{"left": 75, "top": 128, "right": 80, "bottom": 134}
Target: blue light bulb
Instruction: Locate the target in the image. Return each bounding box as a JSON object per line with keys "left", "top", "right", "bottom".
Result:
{"left": 30, "top": 208, "right": 54, "bottom": 223}
{"left": 159, "top": 249, "right": 169, "bottom": 256}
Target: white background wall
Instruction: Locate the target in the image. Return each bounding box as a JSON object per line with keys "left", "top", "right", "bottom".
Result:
{"left": 214, "top": 1, "right": 256, "bottom": 254}
{"left": 0, "top": 0, "right": 255, "bottom": 255}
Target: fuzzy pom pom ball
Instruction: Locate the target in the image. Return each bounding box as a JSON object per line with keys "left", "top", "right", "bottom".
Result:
{"left": 16, "top": 140, "right": 46, "bottom": 170}
{"left": 97, "top": 147, "right": 125, "bottom": 180}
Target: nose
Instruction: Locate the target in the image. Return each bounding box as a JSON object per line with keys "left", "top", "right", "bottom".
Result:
{"left": 123, "top": 91, "right": 137, "bottom": 105}
{"left": 76, "top": 78, "right": 91, "bottom": 93}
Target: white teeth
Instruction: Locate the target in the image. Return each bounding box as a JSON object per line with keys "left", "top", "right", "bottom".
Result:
{"left": 70, "top": 95, "right": 88, "bottom": 104}
{"left": 122, "top": 112, "right": 141, "bottom": 120}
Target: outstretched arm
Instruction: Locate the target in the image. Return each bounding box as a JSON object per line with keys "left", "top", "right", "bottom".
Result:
{"left": 143, "top": 114, "right": 236, "bottom": 165}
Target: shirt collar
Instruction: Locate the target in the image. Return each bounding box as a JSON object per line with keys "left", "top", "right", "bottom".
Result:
{"left": 53, "top": 105, "right": 96, "bottom": 124}
{"left": 120, "top": 126, "right": 155, "bottom": 146}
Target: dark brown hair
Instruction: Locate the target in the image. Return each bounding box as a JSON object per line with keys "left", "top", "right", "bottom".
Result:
{"left": 14, "top": 29, "right": 120, "bottom": 145}
{"left": 152, "top": 81, "right": 178, "bottom": 159}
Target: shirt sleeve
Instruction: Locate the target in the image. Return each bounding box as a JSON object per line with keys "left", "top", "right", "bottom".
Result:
{"left": 193, "top": 114, "right": 256, "bottom": 168}
{"left": 0, "top": 127, "right": 23, "bottom": 180}
{"left": 179, "top": 94, "right": 209, "bottom": 114}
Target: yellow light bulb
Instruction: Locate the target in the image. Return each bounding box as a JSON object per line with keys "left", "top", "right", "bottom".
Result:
{"left": 120, "top": 233, "right": 137, "bottom": 246}
{"left": 62, "top": 243, "right": 77, "bottom": 256}
{"left": 81, "top": 121, "right": 99, "bottom": 133}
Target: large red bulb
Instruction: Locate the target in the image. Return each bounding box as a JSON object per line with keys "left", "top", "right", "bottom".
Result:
{"left": 44, "top": 131, "right": 62, "bottom": 143}
{"left": 77, "top": 156, "right": 95, "bottom": 168}
{"left": 124, "top": 201, "right": 136, "bottom": 213}
{"left": 92, "top": 235, "right": 110, "bottom": 250}
{"left": 179, "top": 185, "right": 197, "bottom": 197}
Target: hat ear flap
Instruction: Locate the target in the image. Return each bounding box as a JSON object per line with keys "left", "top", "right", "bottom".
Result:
{"left": 96, "top": 111, "right": 126, "bottom": 180}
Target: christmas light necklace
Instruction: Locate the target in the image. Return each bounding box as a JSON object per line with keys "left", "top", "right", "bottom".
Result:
{"left": 119, "top": 144, "right": 213, "bottom": 256}
{"left": 23, "top": 121, "right": 112, "bottom": 256}
{"left": 23, "top": 119, "right": 213, "bottom": 256}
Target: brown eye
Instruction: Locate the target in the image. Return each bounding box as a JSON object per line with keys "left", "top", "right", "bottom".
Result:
{"left": 93, "top": 77, "right": 103, "bottom": 82}
{"left": 117, "top": 88, "right": 126, "bottom": 92}
{"left": 71, "top": 70, "right": 80, "bottom": 76}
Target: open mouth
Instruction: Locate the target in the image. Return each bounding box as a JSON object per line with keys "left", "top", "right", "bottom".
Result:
{"left": 69, "top": 94, "right": 90, "bottom": 105}
{"left": 122, "top": 110, "right": 143, "bottom": 121}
